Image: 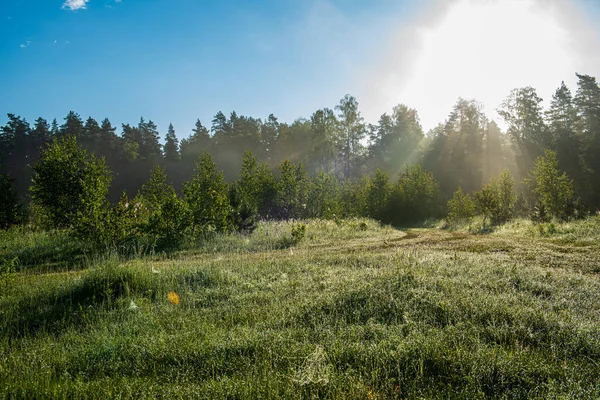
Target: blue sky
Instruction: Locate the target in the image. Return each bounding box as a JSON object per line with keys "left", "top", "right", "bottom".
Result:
{"left": 2, "top": 0, "right": 600, "bottom": 139}
{"left": 0, "top": 0, "right": 417, "bottom": 139}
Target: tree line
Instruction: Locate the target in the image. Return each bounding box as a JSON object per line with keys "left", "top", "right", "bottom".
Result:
{"left": 1, "top": 73, "right": 599, "bottom": 240}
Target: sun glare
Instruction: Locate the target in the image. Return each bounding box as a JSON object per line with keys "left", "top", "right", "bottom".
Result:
{"left": 381, "top": 0, "right": 577, "bottom": 129}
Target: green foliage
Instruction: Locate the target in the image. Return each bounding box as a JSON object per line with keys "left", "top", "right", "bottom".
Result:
{"left": 367, "top": 169, "right": 391, "bottom": 221}
{"left": 140, "top": 167, "right": 192, "bottom": 249}
{"left": 290, "top": 223, "right": 306, "bottom": 244}
{"left": 238, "top": 150, "right": 277, "bottom": 217}
{"left": 473, "top": 185, "right": 499, "bottom": 227}
{"left": 495, "top": 169, "right": 517, "bottom": 222}
{"left": 275, "top": 160, "right": 307, "bottom": 219}
{"left": 140, "top": 166, "right": 174, "bottom": 212}
{"left": 228, "top": 182, "right": 258, "bottom": 234}
{"left": 472, "top": 170, "right": 516, "bottom": 226}
{"left": 341, "top": 176, "right": 370, "bottom": 218}
{"left": 0, "top": 172, "right": 21, "bottom": 229}
{"left": 447, "top": 187, "right": 476, "bottom": 223}
{"left": 145, "top": 194, "right": 191, "bottom": 250}
{"left": 163, "top": 123, "right": 180, "bottom": 161}
{"left": 104, "top": 193, "right": 149, "bottom": 247}
{"left": 526, "top": 150, "right": 574, "bottom": 220}
{"left": 184, "top": 152, "right": 231, "bottom": 234}
{"left": 393, "top": 164, "right": 441, "bottom": 224}
{"left": 306, "top": 170, "right": 342, "bottom": 219}
{"left": 30, "top": 136, "right": 112, "bottom": 244}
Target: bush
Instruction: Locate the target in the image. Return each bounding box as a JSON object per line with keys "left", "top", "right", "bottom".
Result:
{"left": 525, "top": 150, "right": 574, "bottom": 220}
{"left": 228, "top": 182, "right": 258, "bottom": 234}
{"left": 275, "top": 160, "right": 308, "bottom": 219}
{"left": 447, "top": 187, "right": 476, "bottom": 224}
{"left": 105, "top": 193, "right": 149, "bottom": 247}
{"left": 184, "top": 152, "right": 231, "bottom": 235}
{"left": 140, "top": 166, "right": 192, "bottom": 250}
{"left": 393, "top": 164, "right": 442, "bottom": 224}
{"left": 341, "top": 176, "right": 370, "bottom": 218}
{"left": 291, "top": 223, "right": 306, "bottom": 244}
{"left": 306, "top": 170, "right": 342, "bottom": 219}
{"left": 30, "top": 136, "right": 112, "bottom": 243}
{"left": 473, "top": 170, "right": 516, "bottom": 226}
{"left": 368, "top": 169, "right": 391, "bottom": 222}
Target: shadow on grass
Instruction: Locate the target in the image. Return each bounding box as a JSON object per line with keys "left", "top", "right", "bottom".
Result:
{"left": 0, "top": 231, "right": 96, "bottom": 273}
{"left": 1, "top": 264, "right": 158, "bottom": 339}
{"left": 0, "top": 263, "right": 225, "bottom": 340}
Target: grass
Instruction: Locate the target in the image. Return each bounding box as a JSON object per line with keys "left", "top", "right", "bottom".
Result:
{"left": 1, "top": 217, "right": 600, "bottom": 398}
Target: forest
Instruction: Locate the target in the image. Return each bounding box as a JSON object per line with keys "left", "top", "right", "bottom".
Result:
{"left": 2, "top": 73, "right": 598, "bottom": 243}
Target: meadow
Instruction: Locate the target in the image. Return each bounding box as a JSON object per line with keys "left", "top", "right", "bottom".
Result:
{"left": 1, "top": 217, "right": 600, "bottom": 399}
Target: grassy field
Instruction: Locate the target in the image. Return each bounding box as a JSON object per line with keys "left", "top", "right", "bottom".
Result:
{"left": 1, "top": 217, "right": 600, "bottom": 399}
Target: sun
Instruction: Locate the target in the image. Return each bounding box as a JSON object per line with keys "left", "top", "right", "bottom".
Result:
{"left": 376, "top": 0, "right": 580, "bottom": 130}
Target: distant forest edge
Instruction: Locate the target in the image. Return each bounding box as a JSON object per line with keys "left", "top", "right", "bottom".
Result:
{"left": 1, "top": 73, "right": 600, "bottom": 245}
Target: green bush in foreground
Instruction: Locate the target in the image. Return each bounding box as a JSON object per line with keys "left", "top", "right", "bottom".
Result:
{"left": 30, "top": 135, "right": 112, "bottom": 242}
{"left": 526, "top": 150, "right": 574, "bottom": 220}
{"left": 184, "top": 152, "right": 232, "bottom": 235}
{"left": 447, "top": 187, "right": 476, "bottom": 224}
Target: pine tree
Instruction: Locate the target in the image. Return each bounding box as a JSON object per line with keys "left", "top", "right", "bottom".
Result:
{"left": 164, "top": 123, "right": 180, "bottom": 161}
{"left": 181, "top": 119, "right": 211, "bottom": 162}
{"left": 546, "top": 82, "right": 582, "bottom": 198}
{"left": 60, "top": 111, "right": 84, "bottom": 139}
{"left": 183, "top": 152, "right": 231, "bottom": 233}
{"left": 574, "top": 73, "right": 600, "bottom": 209}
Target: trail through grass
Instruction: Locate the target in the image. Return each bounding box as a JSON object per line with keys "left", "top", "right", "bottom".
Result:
{"left": 1, "top": 218, "right": 600, "bottom": 398}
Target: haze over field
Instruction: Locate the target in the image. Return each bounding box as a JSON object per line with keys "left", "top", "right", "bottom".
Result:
{"left": 2, "top": 0, "right": 600, "bottom": 134}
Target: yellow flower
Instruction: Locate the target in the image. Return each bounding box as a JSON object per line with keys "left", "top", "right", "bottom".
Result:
{"left": 168, "top": 291, "right": 180, "bottom": 305}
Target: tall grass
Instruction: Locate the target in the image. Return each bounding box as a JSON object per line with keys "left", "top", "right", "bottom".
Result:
{"left": 1, "top": 218, "right": 600, "bottom": 398}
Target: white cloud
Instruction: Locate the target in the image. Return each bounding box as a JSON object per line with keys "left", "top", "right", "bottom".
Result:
{"left": 62, "top": 0, "right": 89, "bottom": 11}
{"left": 20, "top": 40, "right": 30, "bottom": 48}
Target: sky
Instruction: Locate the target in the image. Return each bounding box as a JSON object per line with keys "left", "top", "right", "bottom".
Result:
{"left": 2, "top": 0, "right": 600, "bottom": 140}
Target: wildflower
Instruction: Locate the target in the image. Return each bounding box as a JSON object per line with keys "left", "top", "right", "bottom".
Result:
{"left": 168, "top": 291, "right": 180, "bottom": 305}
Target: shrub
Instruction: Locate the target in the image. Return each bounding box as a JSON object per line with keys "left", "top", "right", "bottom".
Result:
{"left": 139, "top": 166, "right": 192, "bottom": 250}
{"left": 525, "top": 150, "right": 574, "bottom": 220}
{"left": 495, "top": 169, "right": 517, "bottom": 223}
{"left": 447, "top": 187, "right": 476, "bottom": 223}
{"left": 30, "top": 136, "right": 112, "bottom": 243}
{"left": 105, "top": 192, "right": 149, "bottom": 247}
{"left": 228, "top": 181, "right": 258, "bottom": 234}
{"left": 275, "top": 160, "right": 308, "bottom": 219}
{"left": 341, "top": 176, "right": 370, "bottom": 218}
{"left": 306, "top": 170, "right": 342, "bottom": 219}
{"left": 368, "top": 169, "right": 391, "bottom": 222}
{"left": 473, "top": 170, "right": 516, "bottom": 226}
{"left": 291, "top": 223, "right": 306, "bottom": 244}
{"left": 474, "top": 185, "right": 499, "bottom": 227}
{"left": 393, "top": 164, "right": 442, "bottom": 224}
{"left": 184, "top": 152, "right": 231, "bottom": 235}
